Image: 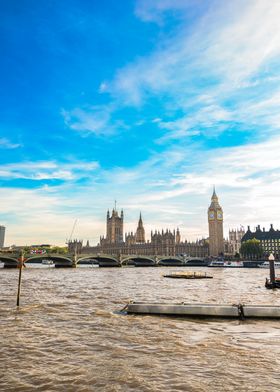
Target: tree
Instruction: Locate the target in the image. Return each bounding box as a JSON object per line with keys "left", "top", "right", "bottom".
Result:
{"left": 50, "top": 246, "right": 68, "bottom": 254}
{"left": 240, "top": 238, "right": 264, "bottom": 259}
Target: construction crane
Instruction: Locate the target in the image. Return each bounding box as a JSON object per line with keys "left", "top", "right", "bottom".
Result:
{"left": 66, "top": 219, "right": 78, "bottom": 245}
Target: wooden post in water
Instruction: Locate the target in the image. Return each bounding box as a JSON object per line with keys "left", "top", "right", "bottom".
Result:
{"left": 268, "top": 253, "right": 275, "bottom": 285}
{"left": 16, "top": 251, "right": 24, "bottom": 307}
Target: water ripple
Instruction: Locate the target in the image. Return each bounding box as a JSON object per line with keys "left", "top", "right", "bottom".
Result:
{"left": 1, "top": 267, "right": 280, "bottom": 391}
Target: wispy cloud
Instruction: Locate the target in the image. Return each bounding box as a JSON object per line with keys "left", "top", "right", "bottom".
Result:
{"left": 61, "top": 106, "right": 113, "bottom": 136}
{"left": 134, "top": 0, "right": 280, "bottom": 86}
{"left": 0, "top": 160, "right": 99, "bottom": 181}
{"left": 135, "top": 0, "right": 207, "bottom": 24}
{"left": 101, "top": 0, "right": 280, "bottom": 142}
{"left": 0, "top": 138, "right": 22, "bottom": 149}
{"left": 156, "top": 104, "right": 232, "bottom": 143}
{"left": 63, "top": 1, "right": 280, "bottom": 146}
{"left": 61, "top": 105, "right": 129, "bottom": 137}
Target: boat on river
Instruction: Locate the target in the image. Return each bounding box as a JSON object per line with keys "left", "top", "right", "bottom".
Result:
{"left": 42, "top": 259, "right": 54, "bottom": 265}
{"left": 265, "top": 278, "right": 280, "bottom": 289}
{"left": 258, "top": 261, "right": 280, "bottom": 268}
{"left": 243, "top": 260, "right": 266, "bottom": 268}
{"left": 208, "top": 260, "right": 243, "bottom": 268}
{"left": 163, "top": 271, "right": 213, "bottom": 279}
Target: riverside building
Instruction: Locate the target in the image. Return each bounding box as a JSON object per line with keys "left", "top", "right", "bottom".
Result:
{"left": 241, "top": 224, "right": 280, "bottom": 259}
{"left": 0, "top": 225, "right": 5, "bottom": 248}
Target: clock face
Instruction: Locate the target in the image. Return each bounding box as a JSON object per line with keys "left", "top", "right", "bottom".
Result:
{"left": 209, "top": 212, "right": 214, "bottom": 219}
{"left": 217, "top": 211, "right": 223, "bottom": 219}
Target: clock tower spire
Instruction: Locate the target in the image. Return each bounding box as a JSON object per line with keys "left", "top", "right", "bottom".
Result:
{"left": 208, "top": 188, "right": 224, "bottom": 256}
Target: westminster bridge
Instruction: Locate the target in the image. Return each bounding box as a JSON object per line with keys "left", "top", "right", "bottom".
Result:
{"left": 0, "top": 252, "right": 207, "bottom": 268}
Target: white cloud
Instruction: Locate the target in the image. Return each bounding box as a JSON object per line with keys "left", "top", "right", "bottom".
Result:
{"left": 134, "top": 0, "right": 280, "bottom": 85}
{"left": 135, "top": 120, "right": 145, "bottom": 126}
{"left": 62, "top": 106, "right": 117, "bottom": 136}
{"left": 62, "top": 105, "right": 131, "bottom": 137}
{"left": 0, "top": 138, "right": 22, "bottom": 149}
{"left": 152, "top": 117, "right": 161, "bottom": 123}
{"left": 156, "top": 104, "right": 232, "bottom": 143}
{"left": 135, "top": 0, "right": 205, "bottom": 23}
{"left": 204, "top": 1, "right": 280, "bottom": 84}
{"left": 0, "top": 160, "right": 99, "bottom": 181}
{"left": 0, "top": 186, "right": 104, "bottom": 246}
{"left": 101, "top": 0, "right": 280, "bottom": 142}
{"left": 98, "top": 82, "right": 108, "bottom": 93}
{"left": 63, "top": 1, "right": 280, "bottom": 145}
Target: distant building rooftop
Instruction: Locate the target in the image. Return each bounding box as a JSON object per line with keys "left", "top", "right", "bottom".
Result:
{"left": 242, "top": 224, "right": 280, "bottom": 241}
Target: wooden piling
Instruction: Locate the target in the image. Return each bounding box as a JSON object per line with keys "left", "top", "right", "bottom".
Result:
{"left": 16, "top": 251, "right": 24, "bottom": 307}
{"left": 269, "top": 259, "right": 276, "bottom": 284}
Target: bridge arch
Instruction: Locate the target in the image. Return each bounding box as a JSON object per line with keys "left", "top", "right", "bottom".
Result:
{"left": 25, "top": 255, "right": 73, "bottom": 264}
{"left": 184, "top": 257, "right": 206, "bottom": 265}
{"left": 77, "top": 254, "right": 120, "bottom": 267}
{"left": 158, "top": 256, "right": 184, "bottom": 266}
{"left": 121, "top": 255, "right": 155, "bottom": 266}
{"left": 0, "top": 255, "right": 18, "bottom": 267}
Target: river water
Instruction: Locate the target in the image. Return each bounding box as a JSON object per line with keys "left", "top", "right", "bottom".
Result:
{"left": 0, "top": 266, "right": 280, "bottom": 391}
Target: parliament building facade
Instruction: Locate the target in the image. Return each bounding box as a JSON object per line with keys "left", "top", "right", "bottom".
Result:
{"left": 68, "top": 190, "right": 234, "bottom": 258}
{"left": 69, "top": 209, "right": 209, "bottom": 258}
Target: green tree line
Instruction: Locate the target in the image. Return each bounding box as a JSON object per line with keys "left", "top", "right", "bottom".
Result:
{"left": 240, "top": 238, "right": 264, "bottom": 259}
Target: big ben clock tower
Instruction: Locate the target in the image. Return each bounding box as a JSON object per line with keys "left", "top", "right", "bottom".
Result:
{"left": 208, "top": 188, "right": 224, "bottom": 256}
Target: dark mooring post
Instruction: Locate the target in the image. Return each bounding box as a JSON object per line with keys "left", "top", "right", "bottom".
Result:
{"left": 16, "top": 251, "right": 25, "bottom": 307}
{"left": 268, "top": 253, "right": 275, "bottom": 285}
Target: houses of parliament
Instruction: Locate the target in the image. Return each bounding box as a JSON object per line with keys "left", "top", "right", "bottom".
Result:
{"left": 69, "top": 190, "right": 242, "bottom": 257}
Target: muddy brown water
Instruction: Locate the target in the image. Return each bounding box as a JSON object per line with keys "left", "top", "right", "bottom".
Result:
{"left": 0, "top": 266, "right": 280, "bottom": 391}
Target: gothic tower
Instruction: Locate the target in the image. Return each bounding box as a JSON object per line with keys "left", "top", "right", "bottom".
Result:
{"left": 135, "top": 213, "right": 145, "bottom": 243}
{"left": 106, "top": 208, "right": 124, "bottom": 243}
{"left": 176, "top": 228, "right": 181, "bottom": 244}
{"left": 208, "top": 188, "right": 224, "bottom": 256}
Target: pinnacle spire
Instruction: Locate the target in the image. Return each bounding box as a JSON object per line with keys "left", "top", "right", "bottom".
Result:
{"left": 136, "top": 212, "right": 145, "bottom": 243}
{"left": 212, "top": 185, "right": 218, "bottom": 200}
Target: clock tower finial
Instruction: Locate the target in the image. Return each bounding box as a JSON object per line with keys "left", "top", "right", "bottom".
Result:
{"left": 212, "top": 185, "right": 218, "bottom": 201}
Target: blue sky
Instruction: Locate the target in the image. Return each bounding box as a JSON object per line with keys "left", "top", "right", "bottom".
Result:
{"left": 1, "top": 0, "right": 280, "bottom": 245}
